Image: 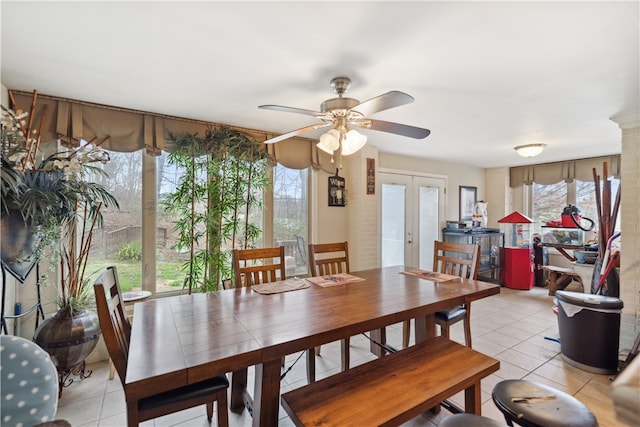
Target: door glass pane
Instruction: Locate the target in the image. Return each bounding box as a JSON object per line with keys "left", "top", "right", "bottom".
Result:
{"left": 418, "top": 185, "right": 438, "bottom": 270}
{"left": 273, "top": 165, "right": 308, "bottom": 276}
{"left": 381, "top": 183, "right": 406, "bottom": 268}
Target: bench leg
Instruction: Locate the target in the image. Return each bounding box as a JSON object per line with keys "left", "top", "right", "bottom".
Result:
{"left": 464, "top": 381, "right": 481, "bottom": 415}
{"left": 548, "top": 271, "right": 559, "bottom": 296}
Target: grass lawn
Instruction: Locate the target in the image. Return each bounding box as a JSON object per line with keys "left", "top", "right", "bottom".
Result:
{"left": 85, "top": 259, "right": 184, "bottom": 292}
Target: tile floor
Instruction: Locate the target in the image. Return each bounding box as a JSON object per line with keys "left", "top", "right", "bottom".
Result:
{"left": 56, "top": 286, "right": 627, "bottom": 426}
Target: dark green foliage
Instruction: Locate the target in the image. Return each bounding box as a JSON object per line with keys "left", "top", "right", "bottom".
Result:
{"left": 116, "top": 240, "right": 142, "bottom": 261}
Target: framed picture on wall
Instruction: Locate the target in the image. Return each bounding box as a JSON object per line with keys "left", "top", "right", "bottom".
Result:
{"left": 328, "top": 172, "right": 346, "bottom": 207}
{"left": 459, "top": 186, "right": 477, "bottom": 221}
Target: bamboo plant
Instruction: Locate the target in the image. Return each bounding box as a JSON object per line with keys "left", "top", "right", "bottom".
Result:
{"left": 163, "top": 126, "right": 271, "bottom": 293}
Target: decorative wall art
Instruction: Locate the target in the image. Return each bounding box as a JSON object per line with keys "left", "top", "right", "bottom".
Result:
{"left": 459, "top": 186, "right": 477, "bottom": 221}
{"left": 329, "top": 170, "right": 346, "bottom": 207}
{"left": 366, "top": 158, "right": 375, "bottom": 195}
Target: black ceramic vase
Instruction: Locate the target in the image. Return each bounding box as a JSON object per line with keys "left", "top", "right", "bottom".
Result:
{"left": 0, "top": 210, "right": 39, "bottom": 281}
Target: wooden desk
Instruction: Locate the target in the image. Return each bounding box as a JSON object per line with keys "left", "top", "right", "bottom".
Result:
{"left": 126, "top": 265, "right": 500, "bottom": 427}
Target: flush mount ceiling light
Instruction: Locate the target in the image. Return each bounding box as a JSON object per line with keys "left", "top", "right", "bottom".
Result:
{"left": 514, "top": 143, "right": 546, "bottom": 158}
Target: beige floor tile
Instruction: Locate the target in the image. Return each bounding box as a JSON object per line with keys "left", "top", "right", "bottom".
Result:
{"left": 496, "top": 348, "right": 547, "bottom": 372}
{"left": 530, "top": 361, "right": 593, "bottom": 393}
{"left": 472, "top": 336, "right": 509, "bottom": 357}
{"left": 482, "top": 330, "right": 525, "bottom": 348}
{"left": 494, "top": 359, "right": 530, "bottom": 380}
{"left": 511, "top": 338, "right": 560, "bottom": 362}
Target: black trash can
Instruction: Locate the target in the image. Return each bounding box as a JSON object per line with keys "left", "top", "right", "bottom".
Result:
{"left": 556, "top": 290, "right": 623, "bottom": 374}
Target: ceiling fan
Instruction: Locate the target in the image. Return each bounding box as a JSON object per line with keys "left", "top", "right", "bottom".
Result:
{"left": 259, "top": 76, "right": 431, "bottom": 157}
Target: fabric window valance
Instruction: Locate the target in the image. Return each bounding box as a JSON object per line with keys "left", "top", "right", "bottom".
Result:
{"left": 10, "top": 90, "right": 327, "bottom": 170}
{"left": 509, "top": 155, "right": 621, "bottom": 187}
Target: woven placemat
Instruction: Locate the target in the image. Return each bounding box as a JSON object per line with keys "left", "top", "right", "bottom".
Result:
{"left": 401, "top": 269, "right": 460, "bottom": 282}
{"left": 305, "top": 273, "right": 365, "bottom": 288}
{"left": 252, "top": 278, "right": 310, "bottom": 294}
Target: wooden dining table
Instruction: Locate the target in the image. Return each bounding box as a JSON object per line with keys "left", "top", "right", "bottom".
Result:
{"left": 125, "top": 265, "right": 500, "bottom": 426}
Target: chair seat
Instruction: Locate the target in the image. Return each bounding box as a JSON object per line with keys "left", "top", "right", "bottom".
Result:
{"left": 139, "top": 375, "right": 229, "bottom": 413}
{"left": 492, "top": 379, "right": 597, "bottom": 427}
{"left": 435, "top": 305, "right": 467, "bottom": 323}
{"left": 439, "top": 413, "right": 508, "bottom": 427}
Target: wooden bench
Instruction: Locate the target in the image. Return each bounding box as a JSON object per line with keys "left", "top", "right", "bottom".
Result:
{"left": 281, "top": 337, "right": 500, "bottom": 427}
{"left": 541, "top": 265, "right": 584, "bottom": 296}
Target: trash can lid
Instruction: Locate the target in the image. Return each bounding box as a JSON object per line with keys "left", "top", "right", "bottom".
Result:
{"left": 556, "top": 290, "right": 623, "bottom": 309}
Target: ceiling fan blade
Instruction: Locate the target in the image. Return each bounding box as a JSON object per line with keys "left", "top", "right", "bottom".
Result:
{"left": 259, "top": 104, "right": 323, "bottom": 117}
{"left": 352, "top": 91, "right": 414, "bottom": 117}
{"left": 357, "top": 119, "right": 431, "bottom": 139}
{"left": 263, "top": 122, "right": 332, "bottom": 144}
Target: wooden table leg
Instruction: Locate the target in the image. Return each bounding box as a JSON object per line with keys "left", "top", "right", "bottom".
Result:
{"left": 464, "top": 382, "right": 481, "bottom": 414}
{"left": 252, "top": 357, "right": 282, "bottom": 427}
{"left": 369, "top": 327, "right": 387, "bottom": 357}
{"left": 415, "top": 314, "right": 440, "bottom": 414}
{"left": 230, "top": 368, "right": 248, "bottom": 413}
{"left": 414, "top": 313, "right": 436, "bottom": 344}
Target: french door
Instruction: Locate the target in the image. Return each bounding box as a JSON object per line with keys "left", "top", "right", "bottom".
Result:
{"left": 379, "top": 172, "right": 446, "bottom": 269}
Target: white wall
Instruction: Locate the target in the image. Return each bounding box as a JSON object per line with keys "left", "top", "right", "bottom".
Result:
{"left": 378, "top": 153, "right": 486, "bottom": 225}
{"left": 485, "top": 167, "right": 511, "bottom": 228}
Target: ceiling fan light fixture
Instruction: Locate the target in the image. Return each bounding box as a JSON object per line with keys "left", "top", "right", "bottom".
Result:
{"left": 514, "top": 143, "right": 546, "bottom": 158}
{"left": 341, "top": 129, "right": 367, "bottom": 156}
{"left": 317, "top": 129, "right": 340, "bottom": 154}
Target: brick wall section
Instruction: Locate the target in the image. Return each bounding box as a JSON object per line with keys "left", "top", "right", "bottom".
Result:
{"left": 619, "top": 121, "right": 640, "bottom": 350}
{"left": 348, "top": 148, "right": 380, "bottom": 271}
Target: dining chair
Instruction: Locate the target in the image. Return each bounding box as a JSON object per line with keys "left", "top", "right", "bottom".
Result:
{"left": 307, "top": 241, "right": 352, "bottom": 376}
{"left": 232, "top": 246, "right": 316, "bottom": 384}
{"left": 93, "top": 266, "right": 229, "bottom": 427}
{"left": 232, "top": 246, "right": 286, "bottom": 287}
{"left": 0, "top": 335, "right": 71, "bottom": 427}
{"left": 402, "top": 240, "right": 480, "bottom": 348}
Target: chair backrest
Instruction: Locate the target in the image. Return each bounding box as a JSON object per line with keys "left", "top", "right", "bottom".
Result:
{"left": 308, "top": 241, "right": 350, "bottom": 277}
{"left": 233, "top": 246, "right": 286, "bottom": 287}
{"left": 93, "top": 266, "right": 131, "bottom": 386}
{"left": 432, "top": 241, "right": 480, "bottom": 280}
{"left": 0, "top": 335, "right": 60, "bottom": 425}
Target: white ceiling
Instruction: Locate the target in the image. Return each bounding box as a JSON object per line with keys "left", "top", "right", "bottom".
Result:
{"left": 1, "top": 1, "right": 638, "bottom": 168}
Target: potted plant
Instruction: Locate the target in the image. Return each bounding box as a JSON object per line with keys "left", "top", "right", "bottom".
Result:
{"left": 1, "top": 91, "right": 118, "bottom": 390}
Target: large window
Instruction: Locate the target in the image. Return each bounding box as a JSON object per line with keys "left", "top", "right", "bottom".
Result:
{"left": 272, "top": 165, "right": 309, "bottom": 276}
{"left": 530, "top": 178, "right": 620, "bottom": 235}
{"left": 87, "top": 149, "right": 143, "bottom": 292}
{"left": 88, "top": 152, "right": 310, "bottom": 295}
{"left": 156, "top": 152, "right": 195, "bottom": 293}
{"left": 531, "top": 181, "right": 567, "bottom": 232}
